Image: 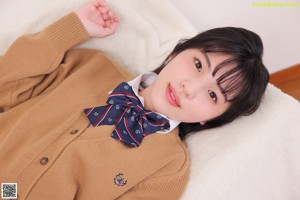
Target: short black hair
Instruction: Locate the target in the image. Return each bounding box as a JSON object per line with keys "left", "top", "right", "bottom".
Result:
{"left": 154, "top": 27, "right": 269, "bottom": 139}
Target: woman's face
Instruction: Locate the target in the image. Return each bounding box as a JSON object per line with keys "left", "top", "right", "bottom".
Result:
{"left": 140, "top": 49, "right": 233, "bottom": 124}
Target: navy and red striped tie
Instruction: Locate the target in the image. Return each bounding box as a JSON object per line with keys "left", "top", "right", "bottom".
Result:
{"left": 84, "top": 82, "right": 170, "bottom": 147}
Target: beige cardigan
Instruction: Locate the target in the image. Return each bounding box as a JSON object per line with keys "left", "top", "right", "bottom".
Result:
{"left": 0, "top": 13, "right": 189, "bottom": 200}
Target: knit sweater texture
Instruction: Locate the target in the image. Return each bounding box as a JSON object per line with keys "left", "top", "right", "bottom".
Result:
{"left": 0, "top": 13, "right": 189, "bottom": 200}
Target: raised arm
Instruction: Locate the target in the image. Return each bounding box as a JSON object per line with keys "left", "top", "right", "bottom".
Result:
{"left": 0, "top": 0, "right": 119, "bottom": 112}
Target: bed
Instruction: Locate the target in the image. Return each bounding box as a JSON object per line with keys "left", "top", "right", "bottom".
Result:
{"left": 1, "top": 0, "right": 300, "bottom": 199}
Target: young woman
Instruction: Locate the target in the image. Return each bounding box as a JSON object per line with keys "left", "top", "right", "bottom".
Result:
{"left": 0, "top": 0, "right": 268, "bottom": 199}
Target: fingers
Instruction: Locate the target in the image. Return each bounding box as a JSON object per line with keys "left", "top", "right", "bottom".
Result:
{"left": 105, "top": 15, "right": 118, "bottom": 28}
{"left": 95, "top": 0, "right": 117, "bottom": 21}
{"left": 98, "top": 0, "right": 106, "bottom": 7}
{"left": 104, "top": 10, "right": 115, "bottom": 21}
{"left": 92, "top": 0, "right": 119, "bottom": 37}
{"left": 102, "top": 21, "right": 118, "bottom": 36}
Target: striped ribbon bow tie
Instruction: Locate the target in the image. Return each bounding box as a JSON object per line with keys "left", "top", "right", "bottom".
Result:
{"left": 84, "top": 82, "right": 170, "bottom": 147}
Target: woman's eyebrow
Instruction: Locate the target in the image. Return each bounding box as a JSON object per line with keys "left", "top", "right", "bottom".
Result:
{"left": 200, "top": 51, "right": 211, "bottom": 70}
{"left": 200, "top": 50, "right": 228, "bottom": 103}
{"left": 218, "top": 85, "right": 228, "bottom": 103}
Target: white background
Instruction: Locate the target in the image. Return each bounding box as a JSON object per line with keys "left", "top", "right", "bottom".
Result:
{"left": 172, "top": 0, "right": 300, "bottom": 73}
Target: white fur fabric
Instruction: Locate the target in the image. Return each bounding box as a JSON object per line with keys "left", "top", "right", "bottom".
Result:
{"left": 1, "top": 0, "right": 300, "bottom": 199}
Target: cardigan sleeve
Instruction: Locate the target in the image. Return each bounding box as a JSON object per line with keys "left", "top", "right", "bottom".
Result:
{"left": 0, "top": 13, "right": 89, "bottom": 112}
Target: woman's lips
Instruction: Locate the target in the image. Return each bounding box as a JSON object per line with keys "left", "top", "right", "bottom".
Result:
{"left": 166, "top": 84, "right": 180, "bottom": 107}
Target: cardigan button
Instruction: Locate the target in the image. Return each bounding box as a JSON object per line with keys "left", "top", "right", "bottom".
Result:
{"left": 70, "top": 129, "right": 79, "bottom": 134}
{"left": 40, "top": 157, "right": 49, "bottom": 165}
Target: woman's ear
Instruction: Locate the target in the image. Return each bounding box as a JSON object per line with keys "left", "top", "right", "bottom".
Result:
{"left": 200, "top": 121, "right": 206, "bottom": 125}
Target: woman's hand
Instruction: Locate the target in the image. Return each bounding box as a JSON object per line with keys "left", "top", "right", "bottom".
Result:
{"left": 75, "top": 0, "right": 119, "bottom": 38}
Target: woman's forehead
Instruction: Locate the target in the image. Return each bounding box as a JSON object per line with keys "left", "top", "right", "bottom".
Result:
{"left": 201, "top": 51, "right": 234, "bottom": 75}
{"left": 202, "top": 52, "right": 243, "bottom": 101}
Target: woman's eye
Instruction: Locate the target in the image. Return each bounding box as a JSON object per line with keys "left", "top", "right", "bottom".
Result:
{"left": 194, "top": 59, "right": 202, "bottom": 72}
{"left": 208, "top": 90, "right": 217, "bottom": 103}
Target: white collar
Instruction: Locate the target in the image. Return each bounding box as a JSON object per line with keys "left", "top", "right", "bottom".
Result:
{"left": 127, "top": 72, "right": 180, "bottom": 134}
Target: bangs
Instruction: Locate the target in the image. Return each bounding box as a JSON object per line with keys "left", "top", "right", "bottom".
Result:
{"left": 212, "top": 57, "right": 248, "bottom": 102}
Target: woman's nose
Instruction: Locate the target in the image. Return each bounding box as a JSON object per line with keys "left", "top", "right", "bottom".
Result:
{"left": 181, "top": 80, "right": 196, "bottom": 99}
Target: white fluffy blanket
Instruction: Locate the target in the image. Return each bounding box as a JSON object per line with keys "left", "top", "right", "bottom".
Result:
{"left": 1, "top": 0, "right": 300, "bottom": 199}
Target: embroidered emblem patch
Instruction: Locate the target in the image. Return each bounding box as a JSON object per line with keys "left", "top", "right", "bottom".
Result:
{"left": 114, "top": 173, "right": 127, "bottom": 186}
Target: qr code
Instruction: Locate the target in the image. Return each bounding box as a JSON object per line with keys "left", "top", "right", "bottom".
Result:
{"left": 1, "top": 183, "right": 17, "bottom": 199}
